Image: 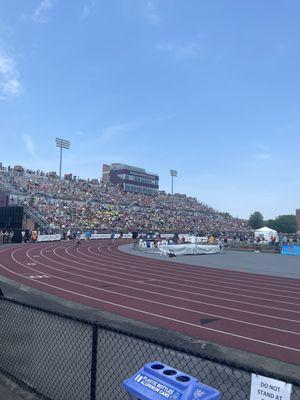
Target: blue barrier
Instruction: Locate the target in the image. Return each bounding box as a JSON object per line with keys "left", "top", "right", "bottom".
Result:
{"left": 123, "top": 361, "right": 221, "bottom": 400}
{"left": 281, "top": 244, "right": 300, "bottom": 255}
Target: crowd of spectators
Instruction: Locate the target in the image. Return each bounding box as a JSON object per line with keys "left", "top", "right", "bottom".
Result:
{"left": 0, "top": 230, "right": 15, "bottom": 244}
{"left": 0, "top": 164, "right": 252, "bottom": 236}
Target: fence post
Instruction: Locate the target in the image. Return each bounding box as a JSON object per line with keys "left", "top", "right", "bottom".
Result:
{"left": 90, "top": 323, "right": 98, "bottom": 400}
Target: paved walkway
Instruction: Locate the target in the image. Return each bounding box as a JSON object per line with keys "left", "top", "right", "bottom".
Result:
{"left": 0, "top": 374, "right": 39, "bottom": 400}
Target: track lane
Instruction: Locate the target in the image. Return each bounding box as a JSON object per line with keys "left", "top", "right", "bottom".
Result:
{"left": 46, "top": 246, "right": 300, "bottom": 317}
{"left": 11, "top": 245, "right": 300, "bottom": 336}
{"left": 108, "top": 244, "right": 300, "bottom": 288}
{"left": 0, "top": 240, "right": 299, "bottom": 365}
{"left": 61, "top": 243, "right": 300, "bottom": 303}
{"left": 28, "top": 245, "right": 300, "bottom": 326}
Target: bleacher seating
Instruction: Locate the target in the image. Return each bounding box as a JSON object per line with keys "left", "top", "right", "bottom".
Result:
{"left": 0, "top": 164, "right": 251, "bottom": 235}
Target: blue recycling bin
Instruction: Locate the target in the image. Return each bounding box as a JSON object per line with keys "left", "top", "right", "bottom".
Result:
{"left": 123, "top": 361, "right": 221, "bottom": 400}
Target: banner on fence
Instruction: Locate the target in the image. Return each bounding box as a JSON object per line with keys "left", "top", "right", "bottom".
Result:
{"left": 250, "top": 374, "right": 292, "bottom": 400}
{"left": 158, "top": 244, "right": 220, "bottom": 256}
{"left": 80, "top": 233, "right": 111, "bottom": 240}
{"left": 79, "top": 233, "right": 133, "bottom": 240}
{"left": 160, "top": 234, "right": 175, "bottom": 239}
{"left": 37, "top": 234, "right": 61, "bottom": 242}
{"left": 281, "top": 244, "right": 300, "bottom": 255}
{"left": 122, "top": 233, "right": 133, "bottom": 239}
{"left": 178, "top": 235, "right": 208, "bottom": 243}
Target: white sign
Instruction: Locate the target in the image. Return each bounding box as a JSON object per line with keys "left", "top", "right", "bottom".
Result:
{"left": 79, "top": 233, "right": 132, "bottom": 240}
{"left": 37, "top": 234, "right": 61, "bottom": 242}
{"left": 250, "top": 374, "right": 292, "bottom": 400}
{"left": 134, "top": 374, "right": 179, "bottom": 399}
{"left": 122, "top": 233, "right": 132, "bottom": 239}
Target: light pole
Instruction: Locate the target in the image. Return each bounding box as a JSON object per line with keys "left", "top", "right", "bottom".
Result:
{"left": 55, "top": 138, "right": 71, "bottom": 179}
{"left": 170, "top": 169, "right": 177, "bottom": 195}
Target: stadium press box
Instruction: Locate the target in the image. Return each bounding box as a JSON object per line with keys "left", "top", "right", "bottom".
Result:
{"left": 123, "top": 361, "right": 221, "bottom": 400}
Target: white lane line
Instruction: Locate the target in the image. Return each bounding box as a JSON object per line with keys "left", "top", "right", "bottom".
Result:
{"left": 54, "top": 246, "right": 300, "bottom": 323}
{"left": 70, "top": 245, "right": 300, "bottom": 314}
{"left": 64, "top": 245, "right": 300, "bottom": 309}
{"left": 8, "top": 246, "right": 300, "bottom": 337}
{"left": 84, "top": 245, "right": 300, "bottom": 299}
{"left": 1, "top": 254, "right": 300, "bottom": 355}
{"left": 28, "top": 274, "right": 50, "bottom": 279}
{"left": 51, "top": 244, "right": 300, "bottom": 318}
{"left": 76, "top": 242, "right": 300, "bottom": 293}
{"left": 107, "top": 250, "right": 300, "bottom": 294}
{"left": 89, "top": 243, "right": 300, "bottom": 292}
{"left": 108, "top": 244, "right": 300, "bottom": 290}
{"left": 44, "top": 247, "right": 300, "bottom": 327}
{"left": 0, "top": 246, "right": 15, "bottom": 254}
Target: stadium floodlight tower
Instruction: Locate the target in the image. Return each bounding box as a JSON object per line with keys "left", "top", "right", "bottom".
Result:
{"left": 170, "top": 169, "right": 178, "bottom": 195}
{"left": 55, "top": 138, "right": 71, "bottom": 179}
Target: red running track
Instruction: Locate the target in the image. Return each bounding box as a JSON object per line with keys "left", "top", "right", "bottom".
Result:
{"left": 0, "top": 240, "right": 300, "bottom": 365}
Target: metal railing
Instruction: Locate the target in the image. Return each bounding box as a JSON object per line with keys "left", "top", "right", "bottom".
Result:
{"left": 0, "top": 297, "right": 299, "bottom": 400}
{"left": 23, "top": 204, "right": 50, "bottom": 232}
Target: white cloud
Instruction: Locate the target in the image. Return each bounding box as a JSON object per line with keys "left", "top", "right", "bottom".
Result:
{"left": 157, "top": 40, "right": 204, "bottom": 60}
{"left": 23, "top": 134, "right": 37, "bottom": 157}
{"left": 241, "top": 149, "right": 274, "bottom": 169}
{"left": 0, "top": 53, "right": 21, "bottom": 99}
{"left": 32, "top": 0, "right": 54, "bottom": 23}
{"left": 99, "top": 122, "right": 138, "bottom": 141}
{"left": 145, "top": 0, "right": 161, "bottom": 25}
{"left": 252, "top": 152, "right": 271, "bottom": 161}
{"left": 81, "top": 0, "right": 95, "bottom": 20}
{"left": 2, "top": 79, "right": 21, "bottom": 96}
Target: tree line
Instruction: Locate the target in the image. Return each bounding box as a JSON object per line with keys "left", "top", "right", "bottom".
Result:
{"left": 248, "top": 211, "right": 298, "bottom": 233}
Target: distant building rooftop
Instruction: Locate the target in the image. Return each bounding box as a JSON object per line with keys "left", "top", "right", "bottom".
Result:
{"left": 102, "top": 163, "right": 159, "bottom": 195}
{"left": 109, "top": 163, "right": 158, "bottom": 177}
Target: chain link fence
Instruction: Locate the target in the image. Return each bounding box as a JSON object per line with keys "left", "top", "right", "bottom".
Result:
{"left": 0, "top": 297, "right": 299, "bottom": 400}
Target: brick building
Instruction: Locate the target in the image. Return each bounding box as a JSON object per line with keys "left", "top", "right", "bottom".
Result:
{"left": 102, "top": 163, "right": 159, "bottom": 195}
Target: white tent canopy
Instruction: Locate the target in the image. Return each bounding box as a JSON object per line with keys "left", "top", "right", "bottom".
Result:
{"left": 254, "top": 226, "right": 277, "bottom": 240}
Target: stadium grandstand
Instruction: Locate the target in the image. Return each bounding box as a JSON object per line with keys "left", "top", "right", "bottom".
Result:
{"left": 0, "top": 163, "right": 251, "bottom": 235}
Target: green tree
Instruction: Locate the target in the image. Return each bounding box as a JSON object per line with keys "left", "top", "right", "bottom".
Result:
{"left": 273, "top": 215, "right": 297, "bottom": 233}
{"left": 265, "top": 219, "right": 278, "bottom": 231}
{"left": 249, "top": 211, "right": 264, "bottom": 229}
{"left": 220, "top": 212, "right": 232, "bottom": 219}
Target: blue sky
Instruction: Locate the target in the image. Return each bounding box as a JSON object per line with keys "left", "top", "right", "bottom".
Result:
{"left": 0, "top": 0, "right": 299, "bottom": 219}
